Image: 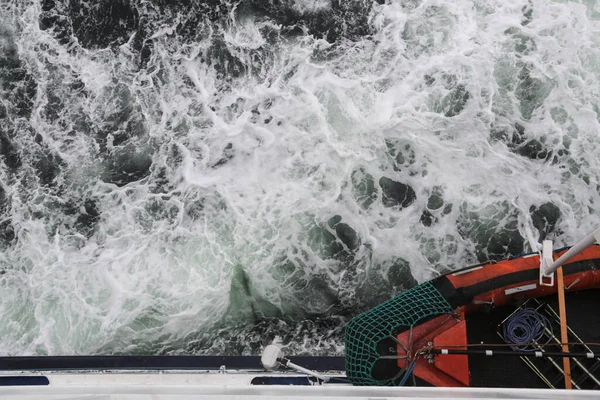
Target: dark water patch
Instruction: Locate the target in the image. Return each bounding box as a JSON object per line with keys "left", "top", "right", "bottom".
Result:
{"left": 206, "top": 37, "right": 247, "bottom": 81}
{"left": 521, "top": 1, "right": 533, "bottom": 26}
{"left": 0, "top": 30, "right": 37, "bottom": 119}
{"left": 148, "top": 167, "right": 175, "bottom": 194}
{"left": 75, "top": 199, "right": 101, "bottom": 238}
{"left": 385, "top": 139, "right": 417, "bottom": 174}
{"left": 213, "top": 143, "right": 234, "bottom": 168}
{"left": 176, "top": 315, "right": 347, "bottom": 356}
{"left": 333, "top": 221, "right": 360, "bottom": 251}
{"left": 142, "top": 197, "right": 181, "bottom": 226}
{"left": 307, "top": 221, "right": 341, "bottom": 259}
{"left": 379, "top": 177, "right": 416, "bottom": 209}
{"left": 256, "top": 23, "right": 286, "bottom": 47}
{"left": 132, "top": 17, "right": 155, "bottom": 68}
{"left": 0, "top": 131, "right": 22, "bottom": 171}
{"left": 97, "top": 251, "right": 414, "bottom": 355}
{"left": 0, "top": 219, "right": 15, "bottom": 248}
{"left": 169, "top": 0, "right": 227, "bottom": 38}
{"left": 184, "top": 197, "right": 205, "bottom": 221}
{"left": 231, "top": 316, "right": 346, "bottom": 355}
{"left": 490, "top": 123, "right": 522, "bottom": 145}
{"left": 419, "top": 234, "right": 461, "bottom": 271}
{"left": 68, "top": 0, "right": 139, "bottom": 49}
{"left": 457, "top": 201, "right": 524, "bottom": 262}
{"left": 426, "top": 74, "right": 470, "bottom": 117}
{"left": 491, "top": 123, "right": 568, "bottom": 163}
{"left": 63, "top": 198, "right": 101, "bottom": 238}
{"left": 186, "top": 257, "right": 415, "bottom": 355}
{"left": 515, "top": 64, "right": 553, "bottom": 120}
{"left": 229, "top": 256, "right": 340, "bottom": 325}
{"left": 103, "top": 145, "right": 153, "bottom": 187}
{"left": 386, "top": 258, "right": 418, "bottom": 293}
{"left": 402, "top": 5, "right": 457, "bottom": 58}
{"left": 95, "top": 84, "right": 146, "bottom": 151}
{"left": 423, "top": 74, "right": 436, "bottom": 87}
{"left": 514, "top": 138, "right": 549, "bottom": 161}
{"left": 427, "top": 187, "right": 444, "bottom": 210}
{"left": 250, "top": 106, "right": 262, "bottom": 123}
{"left": 126, "top": 0, "right": 227, "bottom": 67}
{"left": 138, "top": 38, "right": 154, "bottom": 69}
{"left": 222, "top": 98, "right": 246, "bottom": 123}
{"left": 181, "top": 191, "right": 227, "bottom": 223}
{"left": 70, "top": 77, "right": 85, "bottom": 92}
{"left": 35, "top": 151, "right": 63, "bottom": 187}
{"left": 43, "top": 89, "right": 64, "bottom": 123}
{"left": 228, "top": 264, "right": 284, "bottom": 322}
{"left": 342, "top": 255, "right": 418, "bottom": 312}
{"left": 441, "top": 84, "right": 470, "bottom": 117}
{"left": 272, "top": 256, "right": 339, "bottom": 317}
{"left": 39, "top": 0, "right": 73, "bottom": 45}
{"left": 530, "top": 202, "right": 561, "bottom": 241}
{"left": 504, "top": 27, "right": 536, "bottom": 55}
{"left": 307, "top": 216, "right": 361, "bottom": 262}
{"left": 269, "top": 218, "right": 370, "bottom": 319}
{"left": 420, "top": 186, "right": 453, "bottom": 227}
{"left": 0, "top": 185, "right": 7, "bottom": 215}
{"left": 420, "top": 210, "right": 435, "bottom": 227}
{"left": 244, "top": 0, "right": 374, "bottom": 43}
{"left": 0, "top": 176, "right": 14, "bottom": 248}
{"left": 348, "top": 257, "right": 418, "bottom": 314}
{"left": 165, "top": 143, "right": 184, "bottom": 170}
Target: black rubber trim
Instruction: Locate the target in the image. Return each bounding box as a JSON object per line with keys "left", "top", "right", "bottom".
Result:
{"left": 433, "top": 258, "right": 600, "bottom": 309}
{"left": 251, "top": 376, "right": 316, "bottom": 385}
{"left": 0, "top": 376, "right": 49, "bottom": 386}
{"left": 251, "top": 376, "right": 349, "bottom": 385}
{"left": 431, "top": 276, "right": 464, "bottom": 309}
{"left": 0, "top": 356, "right": 345, "bottom": 372}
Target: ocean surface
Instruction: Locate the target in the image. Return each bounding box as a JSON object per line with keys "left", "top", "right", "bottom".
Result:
{"left": 0, "top": 0, "right": 599, "bottom": 356}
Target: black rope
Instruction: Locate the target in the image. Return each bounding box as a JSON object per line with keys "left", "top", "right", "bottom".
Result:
{"left": 427, "top": 348, "right": 596, "bottom": 359}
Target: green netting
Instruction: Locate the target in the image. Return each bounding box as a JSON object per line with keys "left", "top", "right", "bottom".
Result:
{"left": 344, "top": 281, "right": 454, "bottom": 386}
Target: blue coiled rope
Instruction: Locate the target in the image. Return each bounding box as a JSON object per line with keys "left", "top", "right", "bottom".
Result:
{"left": 502, "top": 308, "right": 553, "bottom": 351}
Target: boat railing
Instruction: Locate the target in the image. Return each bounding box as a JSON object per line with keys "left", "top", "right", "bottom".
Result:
{"left": 540, "top": 228, "right": 600, "bottom": 287}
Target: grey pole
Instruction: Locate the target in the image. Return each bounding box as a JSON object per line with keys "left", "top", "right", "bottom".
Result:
{"left": 542, "top": 228, "right": 600, "bottom": 277}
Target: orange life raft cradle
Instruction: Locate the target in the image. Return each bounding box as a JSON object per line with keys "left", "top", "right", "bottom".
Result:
{"left": 345, "top": 244, "right": 600, "bottom": 388}
{"left": 401, "top": 245, "right": 600, "bottom": 387}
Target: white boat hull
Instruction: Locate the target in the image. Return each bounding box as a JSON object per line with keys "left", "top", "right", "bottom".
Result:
{"left": 0, "top": 370, "right": 597, "bottom": 399}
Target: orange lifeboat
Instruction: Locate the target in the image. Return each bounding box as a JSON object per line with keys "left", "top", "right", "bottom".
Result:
{"left": 345, "top": 243, "right": 600, "bottom": 389}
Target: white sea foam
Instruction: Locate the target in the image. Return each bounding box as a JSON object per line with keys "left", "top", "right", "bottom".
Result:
{"left": 0, "top": 0, "right": 598, "bottom": 356}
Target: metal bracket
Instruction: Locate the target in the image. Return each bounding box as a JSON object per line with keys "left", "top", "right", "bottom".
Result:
{"left": 539, "top": 240, "right": 555, "bottom": 287}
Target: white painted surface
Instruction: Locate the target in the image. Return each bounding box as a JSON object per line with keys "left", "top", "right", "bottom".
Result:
{"left": 0, "top": 371, "right": 598, "bottom": 399}
{"left": 505, "top": 283, "right": 537, "bottom": 295}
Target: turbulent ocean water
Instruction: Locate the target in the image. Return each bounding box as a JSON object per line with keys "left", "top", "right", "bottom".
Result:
{"left": 0, "top": 0, "right": 599, "bottom": 356}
